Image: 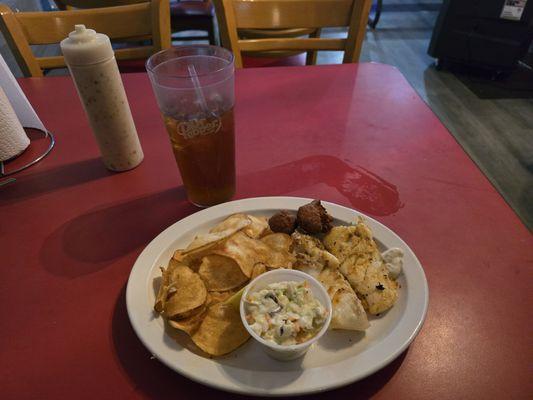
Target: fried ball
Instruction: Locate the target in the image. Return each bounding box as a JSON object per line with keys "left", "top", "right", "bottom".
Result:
{"left": 268, "top": 210, "right": 297, "bottom": 234}
{"left": 296, "top": 200, "right": 333, "bottom": 234}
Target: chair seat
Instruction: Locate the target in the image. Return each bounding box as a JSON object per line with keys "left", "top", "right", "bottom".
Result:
{"left": 117, "top": 58, "right": 147, "bottom": 73}
{"left": 170, "top": 1, "right": 214, "bottom": 17}
{"left": 242, "top": 53, "right": 306, "bottom": 68}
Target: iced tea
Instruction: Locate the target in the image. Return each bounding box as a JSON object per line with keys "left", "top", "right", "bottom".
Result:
{"left": 147, "top": 46, "right": 236, "bottom": 206}
{"left": 164, "top": 108, "right": 235, "bottom": 206}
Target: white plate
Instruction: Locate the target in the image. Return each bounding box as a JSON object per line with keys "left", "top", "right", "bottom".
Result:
{"left": 126, "top": 197, "right": 429, "bottom": 396}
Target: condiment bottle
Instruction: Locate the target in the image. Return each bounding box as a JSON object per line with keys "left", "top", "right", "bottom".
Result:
{"left": 60, "top": 24, "right": 143, "bottom": 171}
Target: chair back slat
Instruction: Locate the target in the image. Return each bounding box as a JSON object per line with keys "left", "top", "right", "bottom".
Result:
{"left": 239, "top": 38, "right": 346, "bottom": 52}
{"left": 214, "top": 0, "right": 372, "bottom": 68}
{"left": 16, "top": 3, "right": 152, "bottom": 45}
{"left": 232, "top": 0, "right": 354, "bottom": 29}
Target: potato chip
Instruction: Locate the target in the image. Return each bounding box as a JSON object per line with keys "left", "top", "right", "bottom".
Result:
{"left": 154, "top": 268, "right": 171, "bottom": 313}
{"left": 154, "top": 258, "right": 187, "bottom": 312}
{"left": 198, "top": 254, "right": 248, "bottom": 292}
{"left": 175, "top": 302, "right": 209, "bottom": 319}
{"left": 208, "top": 290, "right": 236, "bottom": 306}
{"left": 261, "top": 233, "right": 296, "bottom": 269}
{"left": 173, "top": 214, "right": 252, "bottom": 266}
{"left": 163, "top": 264, "right": 207, "bottom": 318}
{"left": 186, "top": 219, "right": 250, "bottom": 251}
{"left": 242, "top": 215, "right": 269, "bottom": 238}
{"left": 183, "top": 233, "right": 228, "bottom": 254}
{"left": 167, "top": 257, "right": 181, "bottom": 270}
{"left": 250, "top": 263, "right": 267, "bottom": 279}
{"left": 191, "top": 303, "right": 250, "bottom": 356}
{"left": 210, "top": 213, "right": 251, "bottom": 234}
{"left": 261, "top": 233, "right": 292, "bottom": 252}
{"left": 173, "top": 243, "right": 221, "bottom": 271}
{"left": 168, "top": 307, "right": 208, "bottom": 336}
{"left": 173, "top": 251, "right": 204, "bottom": 272}
{"left": 213, "top": 231, "right": 270, "bottom": 277}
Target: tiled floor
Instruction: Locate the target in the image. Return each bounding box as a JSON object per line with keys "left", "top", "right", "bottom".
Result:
{"left": 1, "top": 0, "right": 532, "bottom": 228}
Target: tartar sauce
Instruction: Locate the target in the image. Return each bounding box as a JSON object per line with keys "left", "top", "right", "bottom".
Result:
{"left": 245, "top": 281, "right": 328, "bottom": 346}
{"left": 382, "top": 247, "right": 404, "bottom": 279}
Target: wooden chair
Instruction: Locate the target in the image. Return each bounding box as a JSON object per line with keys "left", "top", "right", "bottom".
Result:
{"left": 53, "top": 0, "right": 216, "bottom": 45}
{"left": 0, "top": 0, "right": 170, "bottom": 77}
{"left": 213, "top": 0, "right": 372, "bottom": 68}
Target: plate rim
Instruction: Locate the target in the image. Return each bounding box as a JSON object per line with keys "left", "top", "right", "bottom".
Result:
{"left": 126, "top": 196, "right": 429, "bottom": 396}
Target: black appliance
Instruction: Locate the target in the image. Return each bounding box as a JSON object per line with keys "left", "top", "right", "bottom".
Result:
{"left": 428, "top": 0, "right": 533, "bottom": 71}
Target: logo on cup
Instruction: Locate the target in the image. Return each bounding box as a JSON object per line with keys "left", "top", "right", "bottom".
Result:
{"left": 177, "top": 118, "right": 221, "bottom": 139}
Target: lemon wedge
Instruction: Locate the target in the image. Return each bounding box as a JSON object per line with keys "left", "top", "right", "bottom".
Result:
{"left": 225, "top": 286, "right": 246, "bottom": 310}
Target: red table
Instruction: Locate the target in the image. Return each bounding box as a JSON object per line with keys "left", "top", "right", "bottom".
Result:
{"left": 1, "top": 63, "right": 532, "bottom": 399}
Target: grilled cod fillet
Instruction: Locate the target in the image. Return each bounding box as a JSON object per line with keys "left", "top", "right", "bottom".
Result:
{"left": 291, "top": 231, "right": 339, "bottom": 278}
{"left": 323, "top": 219, "right": 398, "bottom": 315}
{"left": 318, "top": 267, "right": 369, "bottom": 330}
{"left": 291, "top": 232, "right": 369, "bottom": 330}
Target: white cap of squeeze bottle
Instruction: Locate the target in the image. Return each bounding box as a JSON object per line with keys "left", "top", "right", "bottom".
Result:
{"left": 60, "top": 24, "right": 115, "bottom": 65}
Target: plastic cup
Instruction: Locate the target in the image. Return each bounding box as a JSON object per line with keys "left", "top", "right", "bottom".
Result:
{"left": 146, "top": 45, "right": 235, "bottom": 207}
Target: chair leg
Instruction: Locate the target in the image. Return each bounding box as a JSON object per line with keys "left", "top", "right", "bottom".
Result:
{"left": 207, "top": 22, "right": 216, "bottom": 46}
{"left": 306, "top": 28, "right": 321, "bottom": 65}
{"left": 368, "top": 0, "right": 383, "bottom": 29}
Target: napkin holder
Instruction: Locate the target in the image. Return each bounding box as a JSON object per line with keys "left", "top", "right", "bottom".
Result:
{"left": 0, "top": 54, "right": 55, "bottom": 185}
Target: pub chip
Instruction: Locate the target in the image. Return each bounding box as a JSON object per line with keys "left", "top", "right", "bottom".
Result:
{"left": 154, "top": 201, "right": 403, "bottom": 357}
{"left": 155, "top": 213, "right": 275, "bottom": 356}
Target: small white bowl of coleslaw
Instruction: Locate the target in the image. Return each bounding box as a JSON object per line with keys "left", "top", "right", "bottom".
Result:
{"left": 240, "top": 269, "right": 332, "bottom": 361}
